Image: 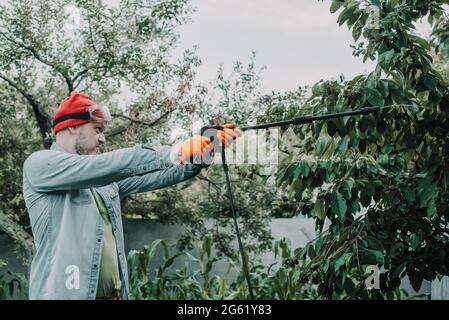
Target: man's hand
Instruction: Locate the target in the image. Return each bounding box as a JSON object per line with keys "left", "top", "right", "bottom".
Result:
{"left": 173, "top": 124, "right": 242, "bottom": 165}
{"left": 175, "top": 135, "right": 213, "bottom": 164}
{"left": 216, "top": 123, "right": 242, "bottom": 148}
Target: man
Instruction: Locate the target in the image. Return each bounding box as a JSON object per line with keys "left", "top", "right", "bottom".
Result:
{"left": 22, "top": 91, "right": 241, "bottom": 300}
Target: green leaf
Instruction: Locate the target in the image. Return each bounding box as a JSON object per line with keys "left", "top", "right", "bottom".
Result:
{"left": 293, "top": 164, "right": 303, "bottom": 179}
{"left": 162, "top": 252, "right": 185, "bottom": 270}
{"left": 347, "top": 198, "right": 360, "bottom": 214}
{"left": 331, "top": 191, "right": 347, "bottom": 219}
{"left": 202, "top": 236, "right": 212, "bottom": 259}
{"left": 338, "top": 136, "right": 350, "bottom": 153}
{"left": 376, "top": 118, "right": 388, "bottom": 134}
{"left": 205, "top": 259, "right": 215, "bottom": 274}
{"left": 323, "top": 138, "right": 337, "bottom": 159}
{"left": 429, "top": 89, "right": 443, "bottom": 106}
{"left": 335, "top": 253, "right": 351, "bottom": 271}
{"left": 410, "top": 34, "right": 430, "bottom": 50}
{"left": 148, "top": 239, "right": 167, "bottom": 261}
{"left": 365, "top": 183, "right": 375, "bottom": 198}
{"left": 419, "top": 181, "right": 437, "bottom": 207}
{"left": 346, "top": 8, "right": 362, "bottom": 27}
{"left": 366, "top": 88, "right": 385, "bottom": 106}
{"left": 377, "top": 230, "right": 391, "bottom": 241}
{"left": 302, "top": 162, "right": 311, "bottom": 177}
{"left": 327, "top": 121, "right": 338, "bottom": 136}
{"left": 365, "top": 235, "right": 384, "bottom": 251}
{"left": 409, "top": 234, "right": 422, "bottom": 250}
{"left": 308, "top": 244, "right": 316, "bottom": 259}
{"left": 409, "top": 272, "right": 424, "bottom": 292}
{"left": 291, "top": 179, "right": 305, "bottom": 195}
{"left": 358, "top": 117, "right": 370, "bottom": 132}
{"left": 316, "top": 137, "right": 328, "bottom": 155}
{"left": 341, "top": 179, "right": 354, "bottom": 197}
{"left": 370, "top": 0, "right": 381, "bottom": 7}
{"left": 379, "top": 49, "right": 395, "bottom": 69}
{"left": 390, "top": 262, "right": 406, "bottom": 279}
{"left": 366, "top": 66, "right": 381, "bottom": 89}
{"left": 423, "top": 74, "right": 437, "bottom": 91}
{"left": 390, "top": 242, "right": 404, "bottom": 256}
{"left": 313, "top": 199, "right": 326, "bottom": 220}
{"left": 309, "top": 161, "right": 318, "bottom": 172}
{"left": 344, "top": 278, "right": 355, "bottom": 295}
{"left": 403, "top": 187, "right": 416, "bottom": 203}
{"left": 352, "top": 22, "right": 363, "bottom": 41}
{"left": 293, "top": 161, "right": 310, "bottom": 179}
{"left": 312, "top": 82, "right": 324, "bottom": 95}
{"left": 330, "top": 0, "right": 344, "bottom": 13}
{"left": 427, "top": 200, "right": 436, "bottom": 218}
{"left": 362, "top": 248, "right": 384, "bottom": 265}
{"left": 337, "top": 3, "right": 358, "bottom": 26}
{"left": 378, "top": 154, "right": 389, "bottom": 166}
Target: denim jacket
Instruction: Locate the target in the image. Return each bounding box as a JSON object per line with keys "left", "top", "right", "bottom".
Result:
{"left": 22, "top": 142, "right": 204, "bottom": 300}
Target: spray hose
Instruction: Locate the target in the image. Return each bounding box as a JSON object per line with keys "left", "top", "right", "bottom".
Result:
{"left": 200, "top": 105, "right": 395, "bottom": 299}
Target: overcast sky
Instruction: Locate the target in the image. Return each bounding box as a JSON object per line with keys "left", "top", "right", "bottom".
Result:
{"left": 172, "top": 0, "right": 436, "bottom": 94}
{"left": 172, "top": 0, "right": 378, "bottom": 93}
{"left": 0, "top": 0, "right": 433, "bottom": 96}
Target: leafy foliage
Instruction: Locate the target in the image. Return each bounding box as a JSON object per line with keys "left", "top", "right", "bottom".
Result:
{"left": 127, "top": 234, "right": 432, "bottom": 300}
{"left": 1, "top": 0, "right": 448, "bottom": 301}
{"left": 0, "top": 0, "right": 278, "bottom": 269}
{"left": 271, "top": 0, "right": 449, "bottom": 298}
{"left": 127, "top": 236, "right": 318, "bottom": 300}
{"left": 0, "top": 261, "right": 28, "bottom": 300}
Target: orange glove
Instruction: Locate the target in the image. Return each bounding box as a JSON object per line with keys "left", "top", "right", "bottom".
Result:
{"left": 175, "top": 135, "right": 213, "bottom": 164}
{"left": 216, "top": 123, "right": 242, "bottom": 148}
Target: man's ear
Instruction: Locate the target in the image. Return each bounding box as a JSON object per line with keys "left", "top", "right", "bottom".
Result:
{"left": 67, "top": 126, "right": 78, "bottom": 135}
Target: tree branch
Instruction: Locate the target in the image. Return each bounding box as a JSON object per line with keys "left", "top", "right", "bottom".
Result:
{"left": 87, "top": 15, "right": 98, "bottom": 54}
{"left": 0, "top": 210, "right": 34, "bottom": 265}
{"left": 126, "top": 195, "right": 162, "bottom": 204}
{"left": 0, "top": 73, "right": 52, "bottom": 148}
{"left": 111, "top": 111, "right": 170, "bottom": 127}
{"left": 72, "top": 68, "right": 90, "bottom": 86}
{"left": 196, "top": 175, "right": 230, "bottom": 202}
{"left": 0, "top": 31, "right": 74, "bottom": 94}
{"left": 72, "top": 64, "right": 108, "bottom": 89}
{"left": 105, "top": 126, "right": 130, "bottom": 139}
{"left": 106, "top": 110, "right": 170, "bottom": 138}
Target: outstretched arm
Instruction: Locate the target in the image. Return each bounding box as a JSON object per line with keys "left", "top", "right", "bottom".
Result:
{"left": 23, "top": 144, "right": 176, "bottom": 192}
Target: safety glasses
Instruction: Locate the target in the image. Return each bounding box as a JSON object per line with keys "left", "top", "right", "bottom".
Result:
{"left": 53, "top": 105, "right": 112, "bottom": 127}
{"left": 86, "top": 105, "right": 112, "bottom": 123}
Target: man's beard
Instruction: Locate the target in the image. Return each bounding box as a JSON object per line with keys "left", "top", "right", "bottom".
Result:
{"left": 75, "top": 140, "right": 86, "bottom": 155}
{"left": 74, "top": 137, "right": 91, "bottom": 155}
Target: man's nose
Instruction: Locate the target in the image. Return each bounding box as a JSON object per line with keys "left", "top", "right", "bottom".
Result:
{"left": 98, "top": 133, "right": 106, "bottom": 144}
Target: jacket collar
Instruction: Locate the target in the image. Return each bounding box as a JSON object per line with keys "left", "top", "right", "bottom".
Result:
{"left": 51, "top": 142, "right": 68, "bottom": 153}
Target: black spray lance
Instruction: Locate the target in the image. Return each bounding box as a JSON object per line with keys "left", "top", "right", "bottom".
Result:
{"left": 200, "top": 106, "right": 384, "bottom": 299}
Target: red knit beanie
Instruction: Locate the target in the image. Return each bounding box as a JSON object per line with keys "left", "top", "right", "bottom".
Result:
{"left": 53, "top": 91, "right": 95, "bottom": 134}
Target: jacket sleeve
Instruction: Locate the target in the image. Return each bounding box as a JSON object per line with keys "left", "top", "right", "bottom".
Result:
{"left": 23, "top": 144, "right": 179, "bottom": 193}
{"left": 117, "top": 146, "right": 207, "bottom": 199}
